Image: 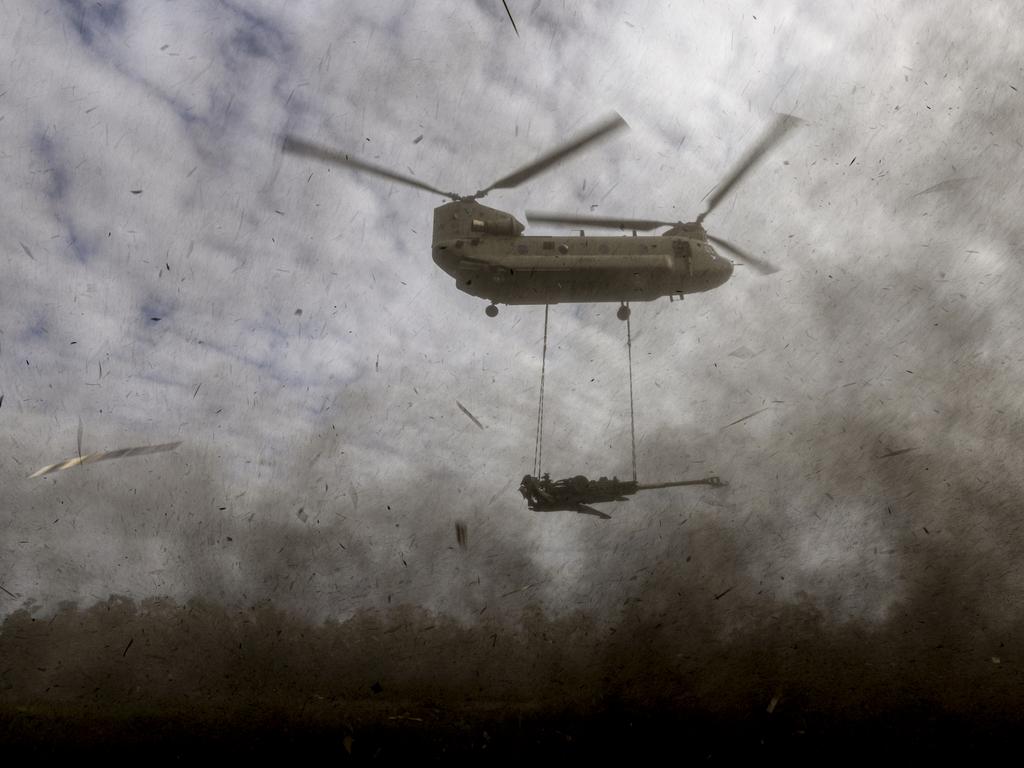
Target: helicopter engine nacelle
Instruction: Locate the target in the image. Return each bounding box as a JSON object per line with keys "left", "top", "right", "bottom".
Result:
{"left": 433, "top": 201, "right": 525, "bottom": 244}
{"left": 470, "top": 216, "right": 523, "bottom": 237}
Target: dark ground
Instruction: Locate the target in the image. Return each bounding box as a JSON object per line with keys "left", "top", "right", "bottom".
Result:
{"left": 2, "top": 595, "right": 1022, "bottom": 759}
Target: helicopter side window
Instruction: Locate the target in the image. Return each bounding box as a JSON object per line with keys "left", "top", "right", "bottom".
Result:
{"left": 517, "top": 244, "right": 528, "bottom": 254}
{"left": 543, "top": 241, "right": 554, "bottom": 250}
{"left": 471, "top": 219, "right": 486, "bottom": 232}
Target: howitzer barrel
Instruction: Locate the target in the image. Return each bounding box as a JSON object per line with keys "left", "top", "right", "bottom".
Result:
{"left": 635, "top": 476, "right": 726, "bottom": 490}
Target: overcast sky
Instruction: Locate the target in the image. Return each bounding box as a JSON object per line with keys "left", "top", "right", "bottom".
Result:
{"left": 3, "top": 0, "right": 1024, "bottom": 640}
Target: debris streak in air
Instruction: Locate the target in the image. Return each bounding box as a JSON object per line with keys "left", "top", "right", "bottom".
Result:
{"left": 876, "top": 446, "right": 918, "bottom": 459}
{"left": 29, "top": 442, "right": 183, "bottom": 478}
{"left": 502, "top": 0, "right": 520, "bottom": 37}
{"left": 456, "top": 400, "right": 485, "bottom": 430}
{"left": 720, "top": 407, "right": 770, "bottom": 430}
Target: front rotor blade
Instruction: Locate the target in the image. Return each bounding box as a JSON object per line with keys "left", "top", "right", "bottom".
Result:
{"left": 478, "top": 112, "right": 628, "bottom": 195}
{"left": 708, "top": 234, "right": 780, "bottom": 275}
{"left": 282, "top": 135, "right": 458, "bottom": 199}
{"left": 699, "top": 113, "right": 800, "bottom": 222}
{"left": 525, "top": 211, "right": 673, "bottom": 231}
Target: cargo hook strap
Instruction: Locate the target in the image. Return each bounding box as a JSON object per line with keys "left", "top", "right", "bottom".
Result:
{"left": 626, "top": 311, "right": 637, "bottom": 483}
{"left": 533, "top": 304, "right": 637, "bottom": 483}
{"left": 533, "top": 304, "right": 549, "bottom": 477}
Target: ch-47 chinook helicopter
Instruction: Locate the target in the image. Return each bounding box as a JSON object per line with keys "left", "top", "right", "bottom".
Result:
{"left": 281, "top": 111, "right": 799, "bottom": 320}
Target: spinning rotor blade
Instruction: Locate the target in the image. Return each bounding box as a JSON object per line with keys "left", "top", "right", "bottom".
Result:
{"left": 281, "top": 135, "right": 458, "bottom": 199}
{"left": 708, "top": 234, "right": 779, "bottom": 275}
{"left": 698, "top": 113, "right": 800, "bottom": 223}
{"left": 477, "top": 113, "right": 628, "bottom": 196}
{"left": 525, "top": 211, "right": 674, "bottom": 231}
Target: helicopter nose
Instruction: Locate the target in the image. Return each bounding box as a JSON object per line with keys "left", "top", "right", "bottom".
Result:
{"left": 712, "top": 252, "right": 734, "bottom": 286}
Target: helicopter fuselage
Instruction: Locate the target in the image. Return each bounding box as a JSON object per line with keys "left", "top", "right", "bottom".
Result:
{"left": 431, "top": 201, "right": 732, "bottom": 308}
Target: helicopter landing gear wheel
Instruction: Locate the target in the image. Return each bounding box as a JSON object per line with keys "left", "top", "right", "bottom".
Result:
{"left": 485, "top": 303, "right": 499, "bottom": 318}
{"left": 617, "top": 303, "right": 631, "bottom": 321}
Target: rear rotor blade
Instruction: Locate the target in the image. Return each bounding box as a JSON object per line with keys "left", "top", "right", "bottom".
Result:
{"left": 698, "top": 113, "right": 800, "bottom": 223}
{"left": 708, "top": 234, "right": 779, "bottom": 275}
{"left": 525, "top": 211, "right": 673, "bottom": 231}
{"left": 282, "top": 135, "right": 458, "bottom": 199}
{"left": 477, "top": 113, "right": 628, "bottom": 196}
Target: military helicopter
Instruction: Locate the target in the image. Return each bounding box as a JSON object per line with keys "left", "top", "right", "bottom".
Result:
{"left": 519, "top": 473, "right": 726, "bottom": 520}
{"left": 281, "top": 111, "right": 799, "bottom": 319}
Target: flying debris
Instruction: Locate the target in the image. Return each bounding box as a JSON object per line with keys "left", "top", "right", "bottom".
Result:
{"left": 456, "top": 400, "right": 484, "bottom": 429}
{"left": 29, "top": 442, "right": 182, "bottom": 478}
{"left": 721, "top": 407, "right": 771, "bottom": 430}
{"left": 728, "top": 345, "right": 758, "bottom": 359}
{"left": 876, "top": 446, "right": 918, "bottom": 459}
{"left": 502, "top": 0, "right": 520, "bottom": 37}
{"left": 911, "top": 177, "right": 977, "bottom": 197}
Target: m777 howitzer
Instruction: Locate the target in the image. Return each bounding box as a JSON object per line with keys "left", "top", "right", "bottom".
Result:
{"left": 519, "top": 473, "right": 726, "bottom": 519}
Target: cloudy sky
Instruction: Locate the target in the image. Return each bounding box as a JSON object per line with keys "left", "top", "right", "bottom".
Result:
{"left": 3, "top": 0, "right": 1024, "bottom": 660}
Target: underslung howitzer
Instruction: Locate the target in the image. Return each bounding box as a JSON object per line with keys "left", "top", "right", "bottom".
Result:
{"left": 519, "top": 473, "right": 726, "bottom": 519}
